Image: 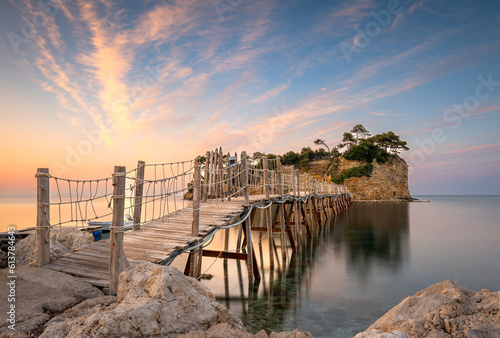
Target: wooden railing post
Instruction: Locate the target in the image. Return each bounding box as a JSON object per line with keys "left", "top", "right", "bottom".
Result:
{"left": 263, "top": 156, "right": 274, "bottom": 267}
{"left": 227, "top": 153, "right": 232, "bottom": 201}
{"left": 241, "top": 151, "right": 249, "bottom": 205}
{"left": 219, "top": 146, "right": 223, "bottom": 200}
{"left": 36, "top": 168, "right": 50, "bottom": 267}
{"left": 110, "top": 166, "right": 128, "bottom": 295}
{"left": 192, "top": 163, "right": 201, "bottom": 236}
{"left": 203, "top": 151, "right": 210, "bottom": 202}
{"left": 133, "top": 160, "right": 145, "bottom": 231}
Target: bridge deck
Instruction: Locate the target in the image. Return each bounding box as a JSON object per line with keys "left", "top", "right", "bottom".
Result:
{"left": 44, "top": 195, "right": 274, "bottom": 288}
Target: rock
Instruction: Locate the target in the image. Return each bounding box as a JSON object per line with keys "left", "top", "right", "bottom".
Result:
{"left": 0, "top": 266, "right": 104, "bottom": 335}
{"left": 338, "top": 157, "right": 410, "bottom": 201}
{"left": 0, "top": 250, "right": 6, "bottom": 269}
{"left": 269, "top": 329, "right": 314, "bottom": 337}
{"left": 41, "top": 262, "right": 246, "bottom": 337}
{"left": 353, "top": 329, "right": 409, "bottom": 337}
{"left": 355, "top": 280, "right": 500, "bottom": 337}
{"left": 305, "top": 157, "right": 411, "bottom": 201}
{"left": 180, "top": 324, "right": 313, "bottom": 338}
{"left": 15, "top": 227, "right": 94, "bottom": 265}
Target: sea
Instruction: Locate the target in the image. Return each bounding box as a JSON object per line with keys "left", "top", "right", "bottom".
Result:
{"left": 2, "top": 195, "right": 499, "bottom": 337}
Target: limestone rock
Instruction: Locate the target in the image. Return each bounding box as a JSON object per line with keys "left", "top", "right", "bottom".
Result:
{"left": 0, "top": 266, "right": 103, "bottom": 335}
{"left": 15, "top": 227, "right": 94, "bottom": 265}
{"left": 338, "top": 157, "right": 410, "bottom": 201}
{"left": 41, "top": 262, "right": 245, "bottom": 337}
{"left": 355, "top": 280, "right": 500, "bottom": 337}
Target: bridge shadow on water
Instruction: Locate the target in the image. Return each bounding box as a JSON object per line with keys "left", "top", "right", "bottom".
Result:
{"left": 195, "top": 203, "right": 410, "bottom": 335}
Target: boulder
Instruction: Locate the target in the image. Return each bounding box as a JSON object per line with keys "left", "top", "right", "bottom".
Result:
{"left": 0, "top": 266, "right": 104, "bottom": 335}
{"left": 15, "top": 227, "right": 94, "bottom": 265}
{"left": 179, "top": 323, "right": 313, "bottom": 338}
{"left": 354, "top": 280, "right": 500, "bottom": 337}
{"left": 41, "top": 262, "right": 246, "bottom": 337}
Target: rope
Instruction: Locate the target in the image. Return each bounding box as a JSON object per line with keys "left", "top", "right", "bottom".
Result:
{"left": 35, "top": 172, "right": 52, "bottom": 178}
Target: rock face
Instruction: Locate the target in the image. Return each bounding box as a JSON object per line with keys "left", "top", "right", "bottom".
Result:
{"left": 354, "top": 280, "right": 500, "bottom": 337}
{"left": 15, "top": 227, "right": 94, "bottom": 265}
{"left": 337, "top": 157, "right": 410, "bottom": 201}
{"left": 0, "top": 266, "right": 103, "bottom": 335}
{"left": 41, "top": 262, "right": 246, "bottom": 337}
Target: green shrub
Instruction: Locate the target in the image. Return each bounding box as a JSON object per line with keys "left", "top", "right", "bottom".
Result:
{"left": 330, "top": 163, "right": 374, "bottom": 184}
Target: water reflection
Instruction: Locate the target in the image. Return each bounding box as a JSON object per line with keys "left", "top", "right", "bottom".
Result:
{"left": 335, "top": 203, "right": 410, "bottom": 280}
{"left": 199, "top": 202, "right": 411, "bottom": 336}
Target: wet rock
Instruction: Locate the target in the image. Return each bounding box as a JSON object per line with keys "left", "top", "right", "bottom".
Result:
{"left": 15, "top": 228, "right": 94, "bottom": 265}
{"left": 354, "top": 280, "right": 500, "bottom": 337}
{"left": 41, "top": 262, "right": 245, "bottom": 337}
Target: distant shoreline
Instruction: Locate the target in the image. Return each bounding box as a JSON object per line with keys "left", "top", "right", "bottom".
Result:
{"left": 354, "top": 197, "right": 429, "bottom": 203}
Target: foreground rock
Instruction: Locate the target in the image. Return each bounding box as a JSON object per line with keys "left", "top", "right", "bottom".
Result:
{"left": 0, "top": 266, "right": 103, "bottom": 335}
{"left": 354, "top": 280, "right": 500, "bottom": 337}
{"left": 41, "top": 262, "right": 246, "bottom": 337}
{"left": 15, "top": 227, "right": 94, "bottom": 265}
{"left": 180, "top": 323, "right": 313, "bottom": 337}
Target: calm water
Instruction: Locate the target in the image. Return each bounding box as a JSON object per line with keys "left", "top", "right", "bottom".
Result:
{"left": 2, "top": 196, "right": 499, "bottom": 336}
{"left": 190, "top": 196, "right": 500, "bottom": 337}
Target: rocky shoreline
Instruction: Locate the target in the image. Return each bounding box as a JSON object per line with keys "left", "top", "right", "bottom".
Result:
{"left": 1, "top": 229, "right": 498, "bottom": 337}
{"left": 1, "top": 261, "right": 499, "bottom": 337}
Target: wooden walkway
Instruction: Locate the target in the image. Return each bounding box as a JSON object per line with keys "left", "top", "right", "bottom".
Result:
{"left": 44, "top": 195, "right": 272, "bottom": 288}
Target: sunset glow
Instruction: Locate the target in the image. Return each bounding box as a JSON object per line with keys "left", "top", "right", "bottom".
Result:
{"left": 1, "top": 0, "right": 499, "bottom": 196}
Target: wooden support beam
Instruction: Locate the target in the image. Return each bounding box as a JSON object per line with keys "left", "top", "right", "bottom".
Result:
{"left": 133, "top": 160, "right": 145, "bottom": 231}
{"left": 203, "top": 250, "right": 247, "bottom": 260}
{"left": 36, "top": 168, "right": 50, "bottom": 267}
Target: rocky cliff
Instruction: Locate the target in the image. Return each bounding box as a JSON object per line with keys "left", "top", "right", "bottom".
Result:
{"left": 307, "top": 156, "right": 411, "bottom": 201}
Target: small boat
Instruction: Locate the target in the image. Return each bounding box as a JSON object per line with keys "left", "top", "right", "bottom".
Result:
{"left": 88, "top": 214, "right": 134, "bottom": 232}
{"left": 87, "top": 220, "right": 134, "bottom": 232}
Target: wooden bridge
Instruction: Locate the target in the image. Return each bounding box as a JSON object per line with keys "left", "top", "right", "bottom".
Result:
{"left": 34, "top": 148, "right": 352, "bottom": 293}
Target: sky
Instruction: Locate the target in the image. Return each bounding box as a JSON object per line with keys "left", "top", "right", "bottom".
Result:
{"left": 0, "top": 0, "right": 499, "bottom": 197}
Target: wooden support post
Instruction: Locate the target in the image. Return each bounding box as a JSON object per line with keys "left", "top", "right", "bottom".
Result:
{"left": 263, "top": 156, "right": 274, "bottom": 268}
{"left": 244, "top": 205, "right": 255, "bottom": 283}
{"left": 242, "top": 151, "right": 249, "bottom": 205}
{"left": 277, "top": 156, "right": 286, "bottom": 260}
{"left": 295, "top": 169, "right": 302, "bottom": 243}
{"left": 110, "top": 166, "right": 129, "bottom": 295}
{"left": 133, "top": 160, "right": 145, "bottom": 231}
{"left": 36, "top": 168, "right": 51, "bottom": 267}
